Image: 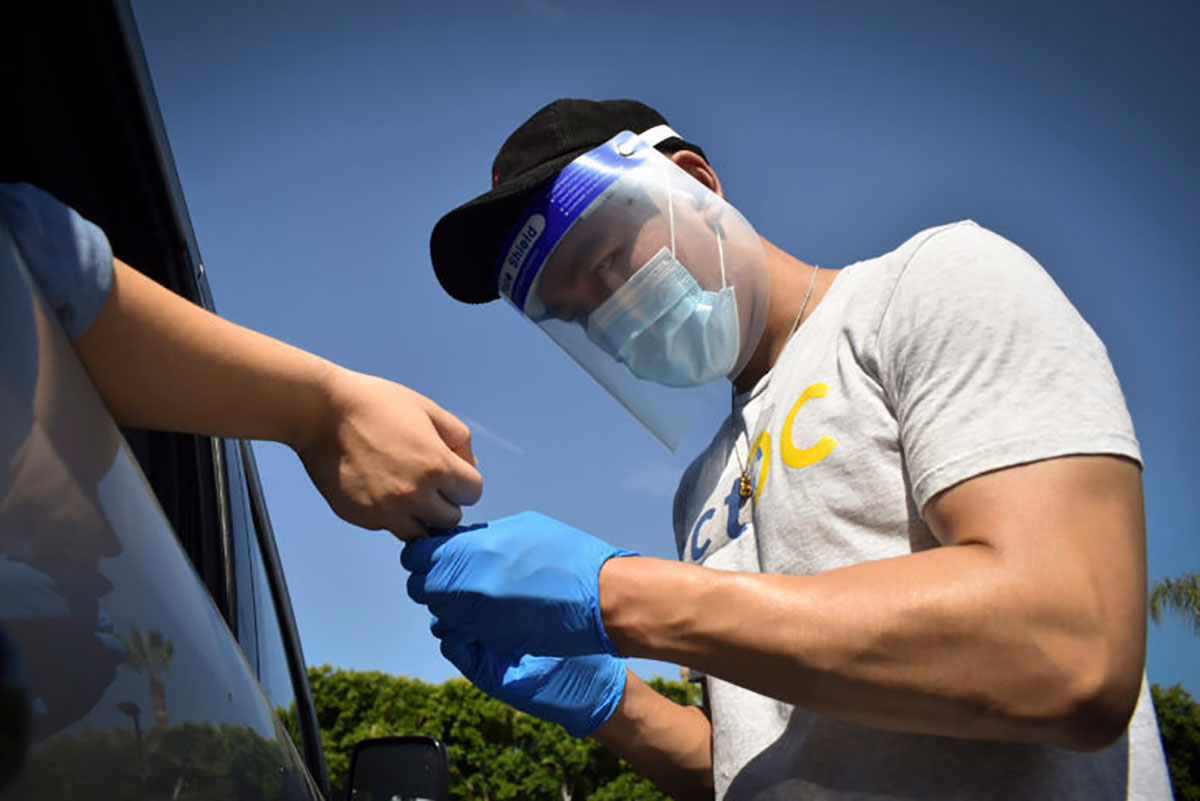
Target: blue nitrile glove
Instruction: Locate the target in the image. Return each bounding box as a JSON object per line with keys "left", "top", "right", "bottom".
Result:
{"left": 441, "top": 638, "right": 627, "bottom": 738}
{"left": 402, "top": 511, "right": 637, "bottom": 657}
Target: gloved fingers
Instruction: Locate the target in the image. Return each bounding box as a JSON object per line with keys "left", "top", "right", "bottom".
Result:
{"left": 429, "top": 615, "right": 465, "bottom": 642}
{"left": 441, "top": 639, "right": 498, "bottom": 693}
{"left": 406, "top": 571, "right": 428, "bottom": 605}
{"left": 439, "top": 638, "right": 482, "bottom": 676}
{"left": 400, "top": 532, "right": 453, "bottom": 573}
{"left": 440, "top": 639, "right": 521, "bottom": 695}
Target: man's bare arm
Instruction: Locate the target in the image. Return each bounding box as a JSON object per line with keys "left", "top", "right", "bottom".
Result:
{"left": 591, "top": 670, "right": 714, "bottom": 801}
{"left": 600, "top": 455, "right": 1146, "bottom": 751}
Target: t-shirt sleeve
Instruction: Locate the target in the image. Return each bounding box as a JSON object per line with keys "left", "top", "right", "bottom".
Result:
{"left": 875, "top": 221, "right": 1140, "bottom": 512}
{"left": 0, "top": 183, "right": 114, "bottom": 339}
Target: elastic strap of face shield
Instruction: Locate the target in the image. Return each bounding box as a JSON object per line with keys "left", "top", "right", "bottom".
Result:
{"left": 639, "top": 124, "right": 681, "bottom": 148}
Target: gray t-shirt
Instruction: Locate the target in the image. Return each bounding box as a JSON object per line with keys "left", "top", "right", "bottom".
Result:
{"left": 673, "top": 221, "right": 1170, "bottom": 800}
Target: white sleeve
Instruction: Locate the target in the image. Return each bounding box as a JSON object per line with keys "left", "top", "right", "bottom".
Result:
{"left": 875, "top": 222, "right": 1140, "bottom": 511}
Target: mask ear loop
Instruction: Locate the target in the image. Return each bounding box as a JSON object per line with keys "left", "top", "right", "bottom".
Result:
{"left": 715, "top": 225, "right": 728, "bottom": 290}
{"left": 663, "top": 159, "right": 677, "bottom": 258}
{"left": 662, "top": 154, "right": 727, "bottom": 290}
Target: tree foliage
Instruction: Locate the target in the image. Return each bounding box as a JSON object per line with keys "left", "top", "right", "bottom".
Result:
{"left": 306, "top": 666, "right": 1200, "bottom": 801}
{"left": 10, "top": 721, "right": 297, "bottom": 800}
{"left": 1150, "top": 572, "right": 1200, "bottom": 634}
{"left": 1152, "top": 683, "right": 1200, "bottom": 801}
{"left": 1148, "top": 571, "right": 1200, "bottom": 798}
{"left": 304, "top": 665, "right": 701, "bottom": 800}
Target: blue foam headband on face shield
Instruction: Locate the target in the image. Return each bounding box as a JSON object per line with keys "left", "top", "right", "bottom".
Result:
{"left": 493, "top": 131, "right": 652, "bottom": 319}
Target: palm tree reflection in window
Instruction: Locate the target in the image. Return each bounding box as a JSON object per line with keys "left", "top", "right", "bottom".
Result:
{"left": 119, "top": 626, "right": 173, "bottom": 728}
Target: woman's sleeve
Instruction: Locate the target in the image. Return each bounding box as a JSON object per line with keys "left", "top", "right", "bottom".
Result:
{"left": 0, "top": 183, "right": 114, "bottom": 339}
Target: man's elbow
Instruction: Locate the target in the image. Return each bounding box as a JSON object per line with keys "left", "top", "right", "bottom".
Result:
{"left": 1047, "top": 646, "right": 1142, "bottom": 752}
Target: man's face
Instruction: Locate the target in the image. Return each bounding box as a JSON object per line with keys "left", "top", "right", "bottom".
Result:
{"left": 531, "top": 192, "right": 670, "bottom": 327}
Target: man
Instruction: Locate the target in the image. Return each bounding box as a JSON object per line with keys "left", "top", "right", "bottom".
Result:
{"left": 405, "top": 99, "right": 1169, "bottom": 799}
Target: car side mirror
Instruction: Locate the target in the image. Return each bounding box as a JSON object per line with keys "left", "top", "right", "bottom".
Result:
{"left": 346, "top": 735, "right": 449, "bottom": 801}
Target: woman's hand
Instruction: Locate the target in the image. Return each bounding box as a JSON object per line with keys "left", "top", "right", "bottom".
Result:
{"left": 294, "top": 367, "right": 483, "bottom": 541}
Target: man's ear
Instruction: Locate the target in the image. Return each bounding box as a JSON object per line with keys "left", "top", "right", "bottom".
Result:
{"left": 669, "top": 150, "right": 724, "bottom": 198}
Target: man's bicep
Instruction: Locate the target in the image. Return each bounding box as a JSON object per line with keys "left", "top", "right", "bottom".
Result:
{"left": 922, "top": 454, "right": 1144, "bottom": 556}
{"left": 923, "top": 455, "right": 1147, "bottom": 693}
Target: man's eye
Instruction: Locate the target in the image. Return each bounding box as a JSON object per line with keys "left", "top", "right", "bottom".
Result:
{"left": 591, "top": 253, "right": 615, "bottom": 274}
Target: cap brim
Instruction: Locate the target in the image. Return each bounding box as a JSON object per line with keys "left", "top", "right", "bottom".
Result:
{"left": 430, "top": 146, "right": 592, "bottom": 304}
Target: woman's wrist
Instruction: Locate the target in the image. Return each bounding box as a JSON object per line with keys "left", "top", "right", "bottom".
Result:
{"left": 284, "top": 357, "right": 343, "bottom": 453}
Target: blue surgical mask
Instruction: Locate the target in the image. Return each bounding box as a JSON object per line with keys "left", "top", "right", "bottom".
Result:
{"left": 587, "top": 246, "right": 740, "bottom": 387}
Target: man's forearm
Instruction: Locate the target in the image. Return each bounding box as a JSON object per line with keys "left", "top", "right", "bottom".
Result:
{"left": 591, "top": 670, "right": 713, "bottom": 801}
{"left": 76, "top": 258, "right": 334, "bottom": 448}
{"left": 599, "top": 542, "right": 1130, "bottom": 750}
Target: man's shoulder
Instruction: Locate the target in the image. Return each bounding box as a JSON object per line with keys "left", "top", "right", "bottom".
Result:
{"left": 855, "top": 219, "right": 1048, "bottom": 320}
{"left": 881, "top": 219, "right": 992, "bottom": 272}
{"left": 889, "top": 219, "right": 1049, "bottom": 281}
{"left": 818, "top": 220, "right": 988, "bottom": 338}
{"left": 896, "top": 218, "right": 981, "bottom": 250}
{"left": 836, "top": 220, "right": 985, "bottom": 297}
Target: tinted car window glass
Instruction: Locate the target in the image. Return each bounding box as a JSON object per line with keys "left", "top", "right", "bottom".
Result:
{"left": 224, "top": 439, "right": 258, "bottom": 667}
{"left": 250, "top": 532, "right": 298, "bottom": 720}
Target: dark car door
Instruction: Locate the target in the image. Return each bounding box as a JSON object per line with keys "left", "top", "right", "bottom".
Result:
{"left": 1, "top": 1, "right": 329, "bottom": 797}
{"left": 0, "top": 222, "right": 322, "bottom": 799}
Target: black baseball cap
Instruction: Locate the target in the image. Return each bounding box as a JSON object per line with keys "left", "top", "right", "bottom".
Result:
{"left": 429, "top": 98, "right": 706, "bottom": 304}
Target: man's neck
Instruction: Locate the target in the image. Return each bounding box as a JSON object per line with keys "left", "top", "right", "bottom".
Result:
{"left": 733, "top": 237, "right": 834, "bottom": 393}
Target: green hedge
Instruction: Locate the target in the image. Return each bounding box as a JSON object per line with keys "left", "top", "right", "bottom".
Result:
{"left": 292, "top": 667, "right": 1200, "bottom": 800}
{"left": 295, "top": 666, "right": 699, "bottom": 800}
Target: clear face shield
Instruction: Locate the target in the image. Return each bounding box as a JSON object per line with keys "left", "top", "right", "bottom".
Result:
{"left": 494, "top": 127, "right": 770, "bottom": 449}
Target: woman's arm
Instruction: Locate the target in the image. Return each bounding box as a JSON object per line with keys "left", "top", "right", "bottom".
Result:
{"left": 75, "top": 258, "right": 483, "bottom": 539}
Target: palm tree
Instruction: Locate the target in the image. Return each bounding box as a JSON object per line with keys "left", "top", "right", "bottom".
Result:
{"left": 1149, "top": 572, "right": 1200, "bottom": 634}
{"left": 121, "top": 627, "right": 174, "bottom": 728}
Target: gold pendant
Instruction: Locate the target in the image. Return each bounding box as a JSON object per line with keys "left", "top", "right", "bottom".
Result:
{"left": 738, "top": 475, "right": 753, "bottom": 499}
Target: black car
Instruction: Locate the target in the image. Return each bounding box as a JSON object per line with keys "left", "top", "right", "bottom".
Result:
{"left": 0, "top": 2, "right": 447, "bottom": 798}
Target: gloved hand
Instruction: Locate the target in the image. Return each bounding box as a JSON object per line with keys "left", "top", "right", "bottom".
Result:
{"left": 441, "top": 639, "right": 627, "bottom": 738}
{"left": 402, "top": 511, "right": 637, "bottom": 657}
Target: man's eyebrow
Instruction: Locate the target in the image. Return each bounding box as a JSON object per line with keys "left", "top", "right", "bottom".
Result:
{"left": 561, "top": 225, "right": 607, "bottom": 265}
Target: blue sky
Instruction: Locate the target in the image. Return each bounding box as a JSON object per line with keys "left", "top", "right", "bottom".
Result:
{"left": 130, "top": 0, "right": 1199, "bottom": 692}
